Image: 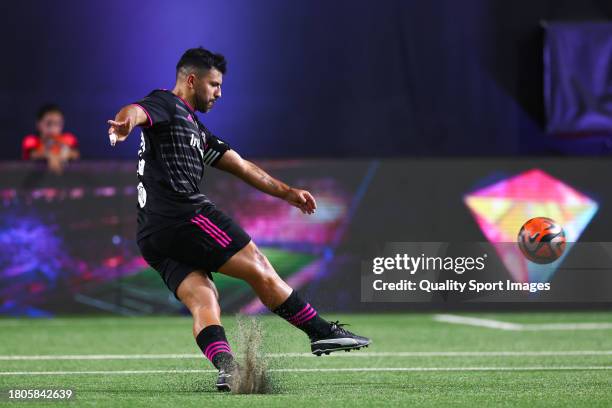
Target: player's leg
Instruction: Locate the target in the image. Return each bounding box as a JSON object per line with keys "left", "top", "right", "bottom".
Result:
{"left": 219, "top": 240, "right": 292, "bottom": 308}
{"left": 139, "top": 231, "right": 238, "bottom": 391}
{"left": 152, "top": 204, "right": 370, "bottom": 356}
{"left": 175, "top": 270, "right": 237, "bottom": 391}
{"left": 218, "top": 241, "right": 371, "bottom": 355}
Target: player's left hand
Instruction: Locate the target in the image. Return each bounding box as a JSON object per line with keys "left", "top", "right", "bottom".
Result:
{"left": 284, "top": 188, "right": 317, "bottom": 214}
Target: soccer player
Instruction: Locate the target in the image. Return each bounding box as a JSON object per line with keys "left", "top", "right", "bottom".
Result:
{"left": 107, "top": 47, "right": 370, "bottom": 391}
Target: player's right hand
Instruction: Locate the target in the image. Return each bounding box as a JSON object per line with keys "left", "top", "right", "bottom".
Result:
{"left": 285, "top": 188, "right": 317, "bottom": 215}
{"left": 107, "top": 117, "right": 132, "bottom": 146}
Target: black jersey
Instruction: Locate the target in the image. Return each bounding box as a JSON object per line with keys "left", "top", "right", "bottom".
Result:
{"left": 133, "top": 89, "right": 230, "bottom": 240}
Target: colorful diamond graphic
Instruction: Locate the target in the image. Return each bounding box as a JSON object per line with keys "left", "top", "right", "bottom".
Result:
{"left": 464, "top": 169, "right": 598, "bottom": 283}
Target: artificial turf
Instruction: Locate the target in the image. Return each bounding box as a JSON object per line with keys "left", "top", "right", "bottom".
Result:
{"left": 0, "top": 312, "right": 610, "bottom": 407}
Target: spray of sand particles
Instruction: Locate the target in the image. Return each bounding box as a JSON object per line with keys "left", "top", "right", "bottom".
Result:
{"left": 230, "top": 316, "right": 273, "bottom": 394}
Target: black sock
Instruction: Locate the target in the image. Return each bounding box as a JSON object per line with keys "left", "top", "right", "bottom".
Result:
{"left": 272, "top": 290, "right": 331, "bottom": 340}
{"left": 195, "top": 325, "right": 234, "bottom": 370}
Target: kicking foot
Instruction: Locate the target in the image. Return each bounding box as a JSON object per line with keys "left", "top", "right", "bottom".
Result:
{"left": 216, "top": 369, "right": 233, "bottom": 392}
{"left": 216, "top": 362, "right": 239, "bottom": 392}
{"left": 310, "top": 321, "right": 371, "bottom": 356}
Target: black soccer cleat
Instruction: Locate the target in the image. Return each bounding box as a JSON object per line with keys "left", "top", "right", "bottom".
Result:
{"left": 310, "top": 320, "right": 371, "bottom": 356}
{"left": 216, "top": 369, "right": 233, "bottom": 392}
{"left": 215, "top": 361, "right": 239, "bottom": 392}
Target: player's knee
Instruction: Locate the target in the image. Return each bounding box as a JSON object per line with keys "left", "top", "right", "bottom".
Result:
{"left": 259, "top": 272, "right": 278, "bottom": 289}
{"left": 211, "top": 283, "right": 220, "bottom": 301}
{"left": 253, "top": 245, "right": 272, "bottom": 267}
{"left": 252, "top": 246, "right": 275, "bottom": 274}
{"left": 250, "top": 263, "right": 279, "bottom": 288}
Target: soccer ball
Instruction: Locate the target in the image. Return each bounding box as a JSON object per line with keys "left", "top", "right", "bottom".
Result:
{"left": 517, "top": 217, "right": 566, "bottom": 264}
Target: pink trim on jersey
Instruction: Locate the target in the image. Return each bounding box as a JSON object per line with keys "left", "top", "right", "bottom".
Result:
{"left": 156, "top": 88, "right": 195, "bottom": 112}
{"left": 175, "top": 94, "right": 195, "bottom": 112}
{"left": 133, "top": 103, "right": 153, "bottom": 127}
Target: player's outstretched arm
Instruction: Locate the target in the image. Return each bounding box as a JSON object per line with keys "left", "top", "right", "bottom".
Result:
{"left": 107, "top": 105, "right": 149, "bottom": 146}
{"left": 216, "top": 150, "right": 316, "bottom": 214}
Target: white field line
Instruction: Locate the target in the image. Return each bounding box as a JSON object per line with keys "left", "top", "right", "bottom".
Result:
{"left": 520, "top": 323, "right": 612, "bottom": 331}
{"left": 434, "top": 314, "right": 612, "bottom": 331}
{"left": 434, "top": 314, "right": 523, "bottom": 330}
{"left": 0, "top": 366, "right": 610, "bottom": 376}
{"left": 0, "top": 350, "right": 611, "bottom": 361}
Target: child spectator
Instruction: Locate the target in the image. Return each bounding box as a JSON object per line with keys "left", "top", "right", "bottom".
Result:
{"left": 22, "top": 104, "right": 80, "bottom": 174}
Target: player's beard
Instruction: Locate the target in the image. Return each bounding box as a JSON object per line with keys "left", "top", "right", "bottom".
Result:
{"left": 194, "top": 92, "right": 215, "bottom": 113}
{"left": 194, "top": 92, "right": 206, "bottom": 112}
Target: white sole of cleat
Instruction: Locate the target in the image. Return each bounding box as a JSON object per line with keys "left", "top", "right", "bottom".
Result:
{"left": 311, "top": 338, "right": 360, "bottom": 346}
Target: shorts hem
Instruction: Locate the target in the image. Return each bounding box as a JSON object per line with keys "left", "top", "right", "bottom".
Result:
{"left": 168, "top": 237, "right": 251, "bottom": 301}
{"left": 210, "top": 238, "right": 252, "bottom": 272}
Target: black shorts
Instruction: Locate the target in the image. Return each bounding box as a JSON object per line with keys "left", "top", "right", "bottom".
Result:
{"left": 137, "top": 204, "right": 251, "bottom": 299}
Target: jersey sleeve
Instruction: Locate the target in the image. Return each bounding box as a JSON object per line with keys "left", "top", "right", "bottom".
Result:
{"left": 133, "top": 91, "right": 174, "bottom": 127}
{"left": 202, "top": 132, "right": 230, "bottom": 167}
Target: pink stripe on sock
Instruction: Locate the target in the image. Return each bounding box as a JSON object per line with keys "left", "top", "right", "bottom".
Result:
{"left": 206, "top": 347, "right": 231, "bottom": 361}
{"left": 288, "top": 304, "right": 311, "bottom": 323}
{"left": 205, "top": 343, "right": 231, "bottom": 356}
{"left": 193, "top": 216, "right": 230, "bottom": 246}
{"left": 191, "top": 218, "right": 228, "bottom": 247}
{"left": 208, "top": 347, "right": 232, "bottom": 362}
{"left": 204, "top": 341, "right": 230, "bottom": 357}
{"left": 198, "top": 215, "right": 232, "bottom": 243}
{"left": 293, "top": 309, "right": 317, "bottom": 326}
{"left": 205, "top": 344, "right": 231, "bottom": 360}
{"left": 289, "top": 308, "right": 314, "bottom": 324}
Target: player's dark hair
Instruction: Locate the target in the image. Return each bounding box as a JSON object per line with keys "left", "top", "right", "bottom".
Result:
{"left": 37, "top": 104, "right": 63, "bottom": 121}
{"left": 176, "top": 47, "right": 227, "bottom": 77}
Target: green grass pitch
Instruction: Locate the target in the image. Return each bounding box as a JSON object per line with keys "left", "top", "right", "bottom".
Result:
{"left": 0, "top": 312, "right": 610, "bottom": 407}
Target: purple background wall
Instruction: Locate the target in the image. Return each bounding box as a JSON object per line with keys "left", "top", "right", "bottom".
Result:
{"left": 2, "top": 0, "right": 612, "bottom": 160}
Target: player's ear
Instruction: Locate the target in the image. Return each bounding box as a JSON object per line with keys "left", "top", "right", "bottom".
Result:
{"left": 186, "top": 73, "right": 196, "bottom": 89}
